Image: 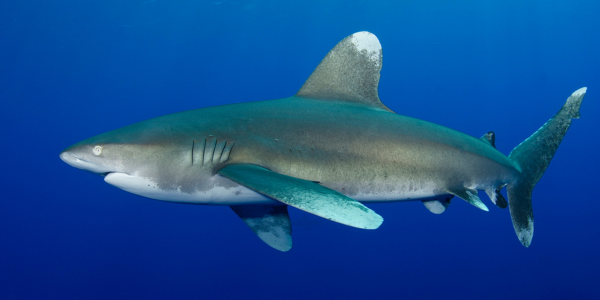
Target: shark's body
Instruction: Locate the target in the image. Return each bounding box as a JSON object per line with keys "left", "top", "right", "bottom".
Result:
{"left": 96, "top": 96, "right": 516, "bottom": 206}
{"left": 61, "top": 32, "right": 586, "bottom": 251}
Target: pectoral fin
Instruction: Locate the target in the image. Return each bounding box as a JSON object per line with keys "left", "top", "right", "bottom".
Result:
{"left": 231, "top": 204, "right": 292, "bottom": 252}
{"left": 218, "top": 164, "right": 383, "bottom": 229}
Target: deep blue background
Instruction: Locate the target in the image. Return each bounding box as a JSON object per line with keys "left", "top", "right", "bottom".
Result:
{"left": 1, "top": 1, "right": 599, "bottom": 299}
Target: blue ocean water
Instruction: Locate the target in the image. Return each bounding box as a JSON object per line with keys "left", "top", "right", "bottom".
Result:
{"left": 1, "top": 0, "right": 599, "bottom": 299}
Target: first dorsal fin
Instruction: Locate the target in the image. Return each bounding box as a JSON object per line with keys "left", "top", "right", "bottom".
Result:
{"left": 296, "top": 32, "right": 393, "bottom": 113}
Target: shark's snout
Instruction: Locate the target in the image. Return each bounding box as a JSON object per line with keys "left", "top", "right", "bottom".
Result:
{"left": 59, "top": 150, "right": 79, "bottom": 167}
{"left": 60, "top": 149, "right": 113, "bottom": 174}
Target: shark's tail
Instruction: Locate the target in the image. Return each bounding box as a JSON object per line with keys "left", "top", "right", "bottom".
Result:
{"left": 507, "top": 87, "right": 587, "bottom": 247}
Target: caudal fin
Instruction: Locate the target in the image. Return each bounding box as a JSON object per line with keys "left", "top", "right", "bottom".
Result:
{"left": 507, "top": 87, "right": 586, "bottom": 247}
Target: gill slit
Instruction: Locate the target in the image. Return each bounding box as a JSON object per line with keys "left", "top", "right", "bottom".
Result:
{"left": 201, "top": 137, "right": 206, "bottom": 165}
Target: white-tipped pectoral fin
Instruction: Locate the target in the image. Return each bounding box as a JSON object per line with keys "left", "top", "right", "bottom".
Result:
{"left": 218, "top": 164, "right": 384, "bottom": 230}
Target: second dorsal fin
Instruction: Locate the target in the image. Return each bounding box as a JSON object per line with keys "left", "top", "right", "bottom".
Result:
{"left": 296, "top": 32, "right": 393, "bottom": 113}
{"left": 480, "top": 131, "right": 496, "bottom": 148}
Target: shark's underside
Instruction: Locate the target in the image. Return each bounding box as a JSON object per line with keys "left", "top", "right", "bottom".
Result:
{"left": 60, "top": 32, "right": 586, "bottom": 251}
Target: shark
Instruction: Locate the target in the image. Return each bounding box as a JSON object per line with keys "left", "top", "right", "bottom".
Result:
{"left": 60, "top": 32, "right": 586, "bottom": 251}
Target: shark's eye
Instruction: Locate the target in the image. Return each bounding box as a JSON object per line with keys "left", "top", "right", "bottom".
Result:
{"left": 93, "top": 146, "right": 103, "bottom": 156}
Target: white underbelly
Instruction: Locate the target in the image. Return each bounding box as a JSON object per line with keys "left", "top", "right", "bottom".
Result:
{"left": 104, "top": 173, "right": 278, "bottom": 205}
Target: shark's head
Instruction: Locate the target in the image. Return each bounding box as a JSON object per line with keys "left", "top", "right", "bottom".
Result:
{"left": 59, "top": 119, "right": 189, "bottom": 178}
{"left": 60, "top": 140, "right": 119, "bottom": 176}
{"left": 58, "top": 117, "right": 241, "bottom": 203}
{"left": 59, "top": 122, "right": 187, "bottom": 201}
{"left": 61, "top": 130, "right": 140, "bottom": 178}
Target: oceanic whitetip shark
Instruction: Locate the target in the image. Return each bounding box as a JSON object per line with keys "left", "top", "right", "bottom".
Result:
{"left": 60, "top": 32, "right": 586, "bottom": 251}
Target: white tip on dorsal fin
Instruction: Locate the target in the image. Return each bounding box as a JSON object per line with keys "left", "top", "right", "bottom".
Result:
{"left": 296, "top": 32, "right": 394, "bottom": 113}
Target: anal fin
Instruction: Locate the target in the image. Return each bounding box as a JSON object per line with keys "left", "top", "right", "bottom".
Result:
{"left": 231, "top": 204, "right": 292, "bottom": 252}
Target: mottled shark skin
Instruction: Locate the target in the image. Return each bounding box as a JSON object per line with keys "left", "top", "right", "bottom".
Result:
{"left": 60, "top": 32, "right": 586, "bottom": 251}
